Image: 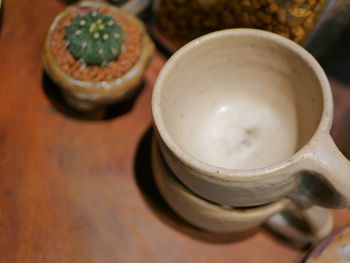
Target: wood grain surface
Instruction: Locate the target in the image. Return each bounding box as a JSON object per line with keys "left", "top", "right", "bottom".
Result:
{"left": 0, "top": 1, "right": 350, "bottom": 262}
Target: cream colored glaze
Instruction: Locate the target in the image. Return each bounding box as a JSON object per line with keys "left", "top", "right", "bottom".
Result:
{"left": 151, "top": 136, "right": 291, "bottom": 233}
{"left": 152, "top": 29, "right": 350, "bottom": 208}
{"left": 175, "top": 69, "right": 298, "bottom": 170}
{"left": 152, "top": 136, "right": 332, "bottom": 243}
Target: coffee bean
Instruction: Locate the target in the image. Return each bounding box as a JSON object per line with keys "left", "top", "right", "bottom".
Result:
{"left": 154, "top": 0, "right": 328, "bottom": 48}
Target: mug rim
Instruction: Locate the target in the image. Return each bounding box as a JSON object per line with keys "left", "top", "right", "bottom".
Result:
{"left": 152, "top": 28, "right": 333, "bottom": 179}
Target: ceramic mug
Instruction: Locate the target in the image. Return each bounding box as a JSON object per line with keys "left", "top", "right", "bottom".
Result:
{"left": 151, "top": 137, "right": 333, "bottom": 243}
{"left": 152, "top": 29, "right": 350, "bottom": 209}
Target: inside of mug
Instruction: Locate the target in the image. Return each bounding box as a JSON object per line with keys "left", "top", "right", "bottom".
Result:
{"left": 157, "top": 31, "right": 324, "bottom": 170}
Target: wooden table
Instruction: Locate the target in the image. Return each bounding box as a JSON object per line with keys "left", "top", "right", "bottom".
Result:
{"left": 1, "top": 1, "right": 350, "bottom": 262}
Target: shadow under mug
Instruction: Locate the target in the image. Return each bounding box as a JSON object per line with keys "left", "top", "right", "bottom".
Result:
{"left": 152, "top": 28, "right": 350, "bottom": 209}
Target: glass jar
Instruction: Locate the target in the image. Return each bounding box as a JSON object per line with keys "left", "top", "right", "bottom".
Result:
{"left": 152, "top": 0, "right": 331, "bottom": 51}
{"left": 306, "top": 0, "right": 350, "bottom": 83}
{"left": 306, "top": 0, "right": 350, "bottom": 58}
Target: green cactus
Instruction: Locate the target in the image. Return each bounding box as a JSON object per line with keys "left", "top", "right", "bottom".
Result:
{"left": 65, "top": 10, "right": 124, "bottom": 66}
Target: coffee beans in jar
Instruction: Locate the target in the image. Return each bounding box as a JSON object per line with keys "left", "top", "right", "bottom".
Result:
{"left": 153, "top": 0, "right": 329, "bottom": 50}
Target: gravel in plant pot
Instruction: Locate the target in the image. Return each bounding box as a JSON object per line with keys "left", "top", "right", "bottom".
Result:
{"left": 43, "top": 1, "right": 154, "bottom": 111}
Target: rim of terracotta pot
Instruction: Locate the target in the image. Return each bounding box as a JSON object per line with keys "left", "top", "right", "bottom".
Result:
{"left": 43, "top": 1, "right": 154, "bottom": 98}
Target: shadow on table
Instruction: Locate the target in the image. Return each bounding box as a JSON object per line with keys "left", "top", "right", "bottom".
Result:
{"left": 42, "top": 72, "right": 142, "bottom": 121}
{"left": 59, "top": 0, "right": 78, "bottom": 4}
{"left": 0, "top": 0, "right": 4, "bottom": 37}
{"left": 133, "top": 126, "right": 260, "bottom": 244}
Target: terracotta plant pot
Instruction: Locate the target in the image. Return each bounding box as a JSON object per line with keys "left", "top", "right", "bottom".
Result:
{"left": 43, "top": 1, "right": 154, "bottom": 111}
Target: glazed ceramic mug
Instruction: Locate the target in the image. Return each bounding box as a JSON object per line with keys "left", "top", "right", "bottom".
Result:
{"left": 152, "top": 29, "right": 350, "bottom": 209}
{"left": 151, "top": 136, "right": 333, "bottom": 243}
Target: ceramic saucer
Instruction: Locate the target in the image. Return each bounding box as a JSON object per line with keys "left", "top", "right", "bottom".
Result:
{"left": 151, "top": 135, "right": 291, "bottom": 233}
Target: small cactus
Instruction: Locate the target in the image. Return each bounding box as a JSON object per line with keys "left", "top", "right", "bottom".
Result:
{"left": 65, "top": 10, "right": 124, "bottom": 66}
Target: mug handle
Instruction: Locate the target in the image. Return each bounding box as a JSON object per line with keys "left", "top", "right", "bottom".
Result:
{"left": 297, "top": 132, "right": 350, "bottom": 209}
{"left": 266, "top": 205, "right": 333, "bottom": 245}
